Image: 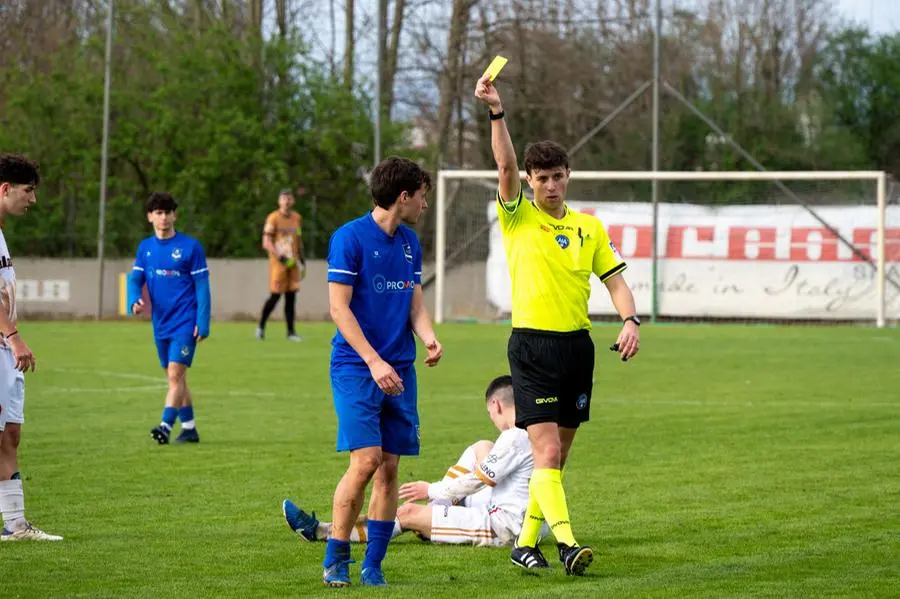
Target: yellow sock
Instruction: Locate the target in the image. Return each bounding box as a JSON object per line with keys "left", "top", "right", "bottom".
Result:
{"left": 515, "top": 492, "right": 544, "bottom": 547}
{"left": 530, "top": 468, "right": 577, "bottom": 547}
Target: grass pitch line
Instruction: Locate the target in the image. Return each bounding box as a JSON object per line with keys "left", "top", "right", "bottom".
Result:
{"left": 601, "top": 397, "right": 900, "bottom": 409}
{"left": 43, "top": 368, "right": 166, "bottom": 394}
{"left": 50, "top": 367, "right": 163, "bottom": 383}
{"left": 44, "top": 384, "right": 164, "bottom": 394}
{"left": 224, "top": 390, "right": 277, "bottom": 398}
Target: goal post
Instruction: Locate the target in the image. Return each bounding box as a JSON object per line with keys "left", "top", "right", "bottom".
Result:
{"left": 433, "top": 170, "right": 895, "bottom": 328}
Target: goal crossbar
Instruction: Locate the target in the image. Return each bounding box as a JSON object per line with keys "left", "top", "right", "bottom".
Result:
{"left": 438, "top": 170, "right": 886, "bottom": 181}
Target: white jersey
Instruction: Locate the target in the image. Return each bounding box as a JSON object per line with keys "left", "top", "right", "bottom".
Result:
{"left": 0, "top": 229, "right": 16, "bottom": 328}
{"left": 427, "top": 427, "right": 533, "bottom": 524}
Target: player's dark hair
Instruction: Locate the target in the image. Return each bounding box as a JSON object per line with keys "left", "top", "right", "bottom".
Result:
{"left": 279, "top": 188, "right": 294, "bottom": 198}
{"left": 0, "top": 153, "right": 40, "bottom": 186}
{"left": 523, "top": 141, "right": 569, "bottom": 174}
{"left": 146, "top": 191, "right": 178, "bottom": 213}
{"left": 485, "top": 375, "right": 514, "bottom": 406}
{"left": 369, "top": 156, "right": 432, "bottom": 209}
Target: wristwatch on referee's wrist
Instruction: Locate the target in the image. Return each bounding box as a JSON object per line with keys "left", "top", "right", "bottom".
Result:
{"left": 623, "top": 315, "right": 641, "bottom": 327}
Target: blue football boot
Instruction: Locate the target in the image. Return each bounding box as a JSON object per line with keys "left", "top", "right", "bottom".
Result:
{"left": 174, "top": 428, "right": 199, "bottom": 444}
{"left": 323, "top": 558, "right": 353, "bottom": 587}
{"left": 150, "top": 426, "right": 170, "bottom": 445}
{"left": 360, "top": 567, "right": 387, "bottom": 587}
{"left": 282, "top": 499, "right": 319, "bottom": 542}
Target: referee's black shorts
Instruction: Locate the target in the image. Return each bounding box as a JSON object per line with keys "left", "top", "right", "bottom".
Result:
{"left": 507, "top": 328, "right": 595, "bottom": 430}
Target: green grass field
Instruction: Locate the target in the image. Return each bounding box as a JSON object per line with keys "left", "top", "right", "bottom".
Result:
{"left": 2, "top": 321, "right": 899, "bottom": 598}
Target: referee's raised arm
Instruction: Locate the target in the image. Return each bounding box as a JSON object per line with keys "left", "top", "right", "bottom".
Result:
{"left": 475, "top": 73, "right": 518, "bottom": 203}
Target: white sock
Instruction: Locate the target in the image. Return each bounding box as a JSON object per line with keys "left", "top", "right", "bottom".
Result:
{"left": 428, "top": 447, "right": 479, "bottom": 507}
{"left": 181, "top": 420, "right": 196, "bottom": 430}
{"left": 349, "top": 523, "right": 366, "bottom": 542}
{"left": 436, "top": 444, "right": 479, "bottom": 492}
{"left": 321, "top": 521, "right": 364, "bottom": 542}
{"left": 0, "top": 479, "right": 26, "bottom": 531}
{"left": 323, "top": 518, "right": 403, "bottom": 542}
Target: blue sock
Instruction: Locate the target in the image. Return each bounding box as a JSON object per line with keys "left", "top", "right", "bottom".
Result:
{"left": 324, "top": 538, "right": 351, "bottom": 568}
{"left": 178, "top": 405, "right": 195, "bottom": 426}
{"left": 361, "top": 519, "right": 394, "bottom": 571}
{"left": 161, "top": 407, "right": 178, "bottom": 430}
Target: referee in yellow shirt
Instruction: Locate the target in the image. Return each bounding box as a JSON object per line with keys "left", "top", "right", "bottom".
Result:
{"left": 475, "top": 73, "right": 641, "bottom": 576}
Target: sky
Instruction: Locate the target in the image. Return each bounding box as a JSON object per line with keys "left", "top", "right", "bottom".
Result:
{"left": 836, "top": 0, "right": 899, "bottom": 33}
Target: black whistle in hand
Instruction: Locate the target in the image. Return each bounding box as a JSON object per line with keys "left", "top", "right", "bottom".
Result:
{"left": 609, "top": 342, "right": 628, "bottom": 361}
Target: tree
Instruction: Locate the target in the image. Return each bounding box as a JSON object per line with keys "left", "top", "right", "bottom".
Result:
{"left": 0, "top": 1, "right": 378, "bottom": 259}
{"left": 818, "top": 28, "right": 900, "bottom": 176}
{"left": 344, "top": 0, "right": 355, "bottom": 89}
{"left": 431, "top": 0, "right": 478, "bottom": 168}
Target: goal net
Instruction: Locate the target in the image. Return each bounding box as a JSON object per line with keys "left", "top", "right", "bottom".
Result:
{"left": 431, "top": 170, "right": 899, "bottom": 327}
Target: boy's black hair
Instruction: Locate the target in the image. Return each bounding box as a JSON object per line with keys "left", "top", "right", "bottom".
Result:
{"left": 523, "top": 141, "right": 569, "bottom": 174}
{"left": 146, "top": 192, "right": 178, "bottom": 213}
{"left": 369, "top": 156, "right": 432, "bottom": 209}
{"left": 484, "top": 375, "right": 514, "bottom": 405}
{"left": 0, "top": 153, "right": 40, "bottom": 186}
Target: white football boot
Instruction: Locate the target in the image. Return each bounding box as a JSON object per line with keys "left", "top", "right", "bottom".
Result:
{"left": 1, "top": 523, "right": 63, "bottom": 541}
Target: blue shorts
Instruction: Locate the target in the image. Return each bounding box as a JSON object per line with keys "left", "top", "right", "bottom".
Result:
{"left": 155, "top": 335, "right": 197, "bottom": 369}
{"left": 331, "top": 365, "right": 419, "bottom": 456}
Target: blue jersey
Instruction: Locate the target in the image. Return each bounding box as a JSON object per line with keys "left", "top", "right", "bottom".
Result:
{"left": 328, "top": 212, "right": 423, "bottom": 374}
{"left": 128, "top": 232, "right": 211, "bottom": 339}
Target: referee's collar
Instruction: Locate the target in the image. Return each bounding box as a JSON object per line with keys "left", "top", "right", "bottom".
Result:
{"left": 532, "top": 200, "right": 570, "bottom": 220}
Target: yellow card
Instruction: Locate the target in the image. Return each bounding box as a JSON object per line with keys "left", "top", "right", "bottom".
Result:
{"left": 484, "top": 55, "right": 508, "bottom": 81}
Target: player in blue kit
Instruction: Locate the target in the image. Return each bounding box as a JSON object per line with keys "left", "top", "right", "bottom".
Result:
{"left": 318, "top": 157, "right": 443, "bottom": 587}
{"left": 127, "top": 192, "right": 211, "bottom": 445}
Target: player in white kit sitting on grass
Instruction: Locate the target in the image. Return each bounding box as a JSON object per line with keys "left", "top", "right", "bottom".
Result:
{"left": 283, "top": 375, "right": 547, "bottom": 550}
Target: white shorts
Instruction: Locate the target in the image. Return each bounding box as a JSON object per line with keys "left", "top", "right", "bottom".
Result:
{"left": 0, "top": 346, "right": 25, "bottom": 431}
{"left": 430, "top": 488, "right": 521, "bottom": 547}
